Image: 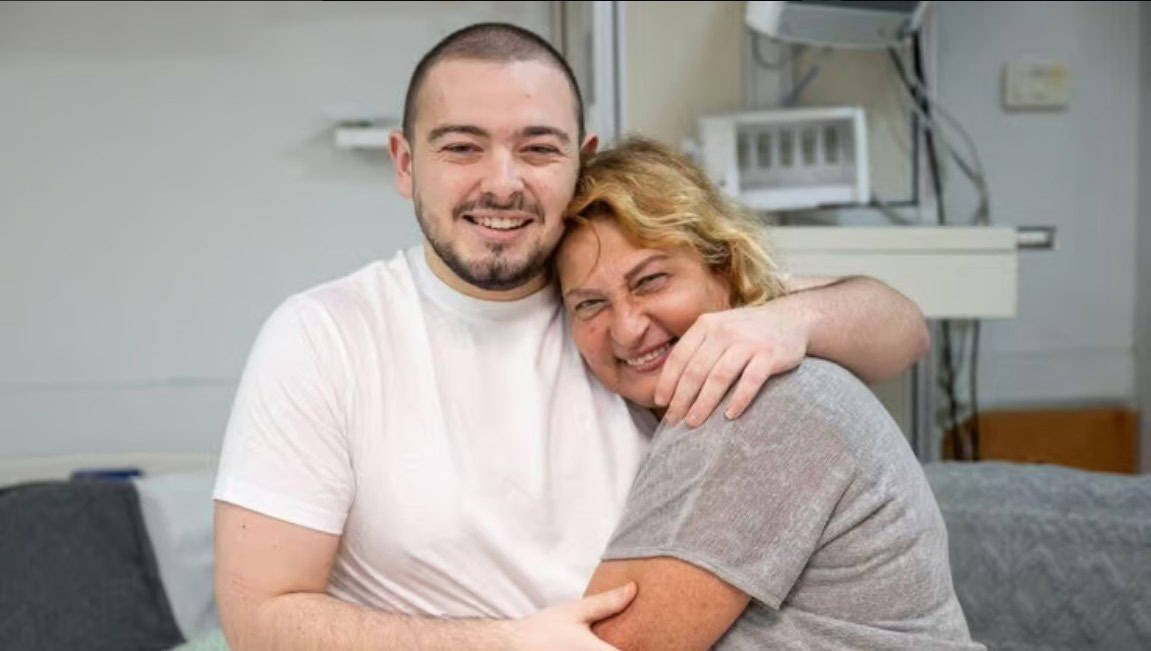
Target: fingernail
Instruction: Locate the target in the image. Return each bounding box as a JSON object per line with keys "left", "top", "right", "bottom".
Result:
{"left": 724, "top": 410, "right": 735, "bottom": 420}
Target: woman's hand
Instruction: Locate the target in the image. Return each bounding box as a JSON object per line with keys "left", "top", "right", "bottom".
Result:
{"left": 654, "top": 300, "right": 814, "bottom": 428}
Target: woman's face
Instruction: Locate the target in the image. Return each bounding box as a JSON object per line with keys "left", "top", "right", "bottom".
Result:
{"left": 556, "top": 218, "right": 731, "bottom": 408}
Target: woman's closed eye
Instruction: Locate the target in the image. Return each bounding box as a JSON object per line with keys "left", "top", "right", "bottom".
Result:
{"left": 633, "top": 272, "right": 668, "bottom": 293}
{"left": 573, "top": 297, "right": 607, "bottom": 318}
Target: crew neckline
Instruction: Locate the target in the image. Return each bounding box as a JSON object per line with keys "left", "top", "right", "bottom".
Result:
{"left": 406, "top": 245, "right": 559, "bottom": 321}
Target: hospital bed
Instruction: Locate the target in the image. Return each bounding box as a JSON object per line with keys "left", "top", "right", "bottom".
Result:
{"left": 3, "top": 454, "right": 1150, "bottom": 650}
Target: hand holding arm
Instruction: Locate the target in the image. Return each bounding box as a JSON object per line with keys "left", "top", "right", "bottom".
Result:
{"left": 215, "top": 501, "right": 634, "bottom": 651}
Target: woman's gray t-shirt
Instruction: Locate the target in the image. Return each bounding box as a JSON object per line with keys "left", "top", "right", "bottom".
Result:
{"left": 604, "top": 358, "right": 981, "bottom": 650}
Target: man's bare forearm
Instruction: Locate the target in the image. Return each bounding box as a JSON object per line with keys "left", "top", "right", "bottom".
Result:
{"left": 791, "top": 275, "right": 929, "bottom": 383}
{"left": 227, "top": 592, "right": 514, "bottom": 651}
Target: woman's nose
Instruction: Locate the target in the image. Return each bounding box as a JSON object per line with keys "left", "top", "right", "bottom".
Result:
{"left": 610, "top": 303, "right": 650, "bottom": 349}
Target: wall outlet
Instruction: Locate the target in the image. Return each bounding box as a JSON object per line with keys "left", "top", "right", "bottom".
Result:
{"left": 1003, "top": 63, "right": 1070, "bottom": 110}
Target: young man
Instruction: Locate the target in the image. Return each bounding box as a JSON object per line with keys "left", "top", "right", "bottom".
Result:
{"left": 213, "top": 23, "right": 930, "bottom": 650}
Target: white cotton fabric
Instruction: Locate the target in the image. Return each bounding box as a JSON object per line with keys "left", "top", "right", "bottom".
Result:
{"left": 214, "top": 245, "right": 650, "bottom": 618}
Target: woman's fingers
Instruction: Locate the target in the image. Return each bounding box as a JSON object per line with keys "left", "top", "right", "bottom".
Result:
{"left": 661, "top": 335, "right": 725, "bottom": 427}
{"left": 653, "top": 321, "right": 706, "bottom": 408}
{"left": 721, "top": 353, "right": 780, "bottom": 421}
{"left": 683, "top": 346, "right": 753, "bottom": 427}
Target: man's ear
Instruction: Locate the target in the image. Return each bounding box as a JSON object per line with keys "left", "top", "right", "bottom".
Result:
{"left": 389, "top": 130, "right": 413, "bottom": 199}
{"left": 581, "top": 133, "right": 599, "bottom": 157}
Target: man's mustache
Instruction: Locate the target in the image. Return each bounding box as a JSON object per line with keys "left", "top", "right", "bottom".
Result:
{"left": 453, "top": 193, "right": 544, "bottom": 220}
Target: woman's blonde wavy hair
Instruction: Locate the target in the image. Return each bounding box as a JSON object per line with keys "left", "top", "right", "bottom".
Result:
{"left": 563, "top": 137, "right": 787, "bottom": 307}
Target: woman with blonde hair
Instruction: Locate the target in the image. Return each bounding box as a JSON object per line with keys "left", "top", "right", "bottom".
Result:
{"left": 556, "top": 137, "right": 980, "bottom": 650}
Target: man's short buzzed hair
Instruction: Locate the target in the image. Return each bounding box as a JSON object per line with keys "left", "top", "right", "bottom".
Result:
{"left": 402, "top": 22, "right": 585, "bottom": 143}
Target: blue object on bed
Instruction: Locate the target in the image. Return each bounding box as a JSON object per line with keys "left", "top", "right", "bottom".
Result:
{"left": 0, "top": 479, "right": 184, "bottom": 650}
{"left": 71, "top": 467, "right": 143, "bottom": 481}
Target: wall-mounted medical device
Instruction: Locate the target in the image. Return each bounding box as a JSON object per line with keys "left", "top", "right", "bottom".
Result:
{"left": 746, "top": 1, "right": 930, "bottom": 50}
{"left": 698, "top": 106, "right": 868, "bottom": 212}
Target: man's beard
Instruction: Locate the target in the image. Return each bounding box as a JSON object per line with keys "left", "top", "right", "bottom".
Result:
{"left": 414, "top": 193, "right": 552, "bottom": 292}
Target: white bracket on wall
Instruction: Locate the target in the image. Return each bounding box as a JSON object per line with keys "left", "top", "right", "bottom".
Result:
{"left": 332, "top": 119, "right": 397, "bottom": 150}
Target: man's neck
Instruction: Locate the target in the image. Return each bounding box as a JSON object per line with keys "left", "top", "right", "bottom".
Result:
{"left": 423, "top": 242, "right": 549, "bottom": 302}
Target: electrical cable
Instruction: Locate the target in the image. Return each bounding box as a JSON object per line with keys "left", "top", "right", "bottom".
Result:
{"left": 969, "top": 320, "right": 982, "bottom": 460}
{"left": 870, "top": 192, "right": 920, "bottom": 225}
{"left": 887, "top": 49, "right": 990, "bottom": 226}
{"left": 914, "top": 28, "right": 981, "bottom": 460}
{"left": 783, "top": 63, "right": 822, "bottom": 107}
{"left": 750, "top": 30, "right": 803, "bottom": 69}
{"left": 902, "top": 35, "right": 985, "bottom": 461}
{"left": 896, "top": 37, "right": 971, "bottom": 460}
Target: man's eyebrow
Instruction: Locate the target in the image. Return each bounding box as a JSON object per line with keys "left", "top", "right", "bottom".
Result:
{"left": 519, "top": 125, "right": 571, "bottom": 144}
{"left": 624, "top": 254, "right": 670, "bottom": 285}
{"left": 427, "top": 124, "right": 489, "bottom": 142}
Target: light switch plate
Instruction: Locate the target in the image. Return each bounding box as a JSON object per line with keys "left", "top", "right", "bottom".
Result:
{"left": 1003, "top": 63, "right": 1070, "bottom": 110}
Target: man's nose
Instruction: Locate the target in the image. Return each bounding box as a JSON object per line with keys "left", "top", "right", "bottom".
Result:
{"left": 479, "top": 149, "right": 526, "bottom": 200}
{"left": 611, "top": 302, "right": 650, "bottom": 350}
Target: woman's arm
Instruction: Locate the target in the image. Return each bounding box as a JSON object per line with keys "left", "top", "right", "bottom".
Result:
{"left": 656, "top": 274, "right": 929, "bottom": 427}
{"left": 585, "top": 558, "right": 750, "bottom": 651}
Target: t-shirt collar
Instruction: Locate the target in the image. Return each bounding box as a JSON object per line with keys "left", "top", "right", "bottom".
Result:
{"left": 407, "top": 244, "right": 559, "bottom": 321}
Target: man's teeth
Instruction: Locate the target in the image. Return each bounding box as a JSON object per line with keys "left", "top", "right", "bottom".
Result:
{"left": 473, "top": 215, "right": 528, "bottom": 230}
{"left": 624, "top": 343, "right": 671, "bottom": 367}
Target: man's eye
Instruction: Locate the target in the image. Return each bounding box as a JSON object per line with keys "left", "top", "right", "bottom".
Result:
{"left": 634, "top": 273, "right": 668, "bottom": 291}
{"left": 525, "top": 144, "right": 561, "bottom": 155}
{"left": 443, "top": 143, "right": 480, "bottom": 154}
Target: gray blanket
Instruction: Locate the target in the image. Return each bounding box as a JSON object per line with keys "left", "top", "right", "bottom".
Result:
{"left": 0, "top": 480, "right": 184, "bottom": 650}
{"left": 925, "top": 462, "right": 1151, "bottom": 650}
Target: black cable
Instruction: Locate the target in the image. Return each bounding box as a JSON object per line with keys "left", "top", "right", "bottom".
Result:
{"left": 939, "top": 321, "right": 963, "bottom": 458}
{"left": 915, "top": 29, "right": 982, "bottom": 459}
{"left": 969, "top": 320, "right": 981, "bottom": 460}
{"left": 892, "top": 43, "right": 945, "bottom": 224}
{"left": 750, "top": 30, "right": 802, "bottom": 69}
{"left": 895, "top": 40, "right": 972, "bottom": 460}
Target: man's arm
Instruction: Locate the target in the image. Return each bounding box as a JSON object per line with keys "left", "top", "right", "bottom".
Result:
{"left": 585, "top": 558, "right": 749, "bottom": 651}
{"left": 215, "top": 501, "right": 634, "bottom": 651}
{"left": 786, "top": 274, "right": 930, "bottom": 383}
{"left": 655, "top": 274, "right": 929, "bottom": 427}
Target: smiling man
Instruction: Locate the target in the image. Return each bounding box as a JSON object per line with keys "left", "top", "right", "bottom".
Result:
{"left": 212, "top": 22, "right": 930, "bottom": 651}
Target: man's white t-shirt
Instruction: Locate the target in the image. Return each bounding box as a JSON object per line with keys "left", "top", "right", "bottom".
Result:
{"left": 214, "top": 246, "right": 651, "bottom": 618}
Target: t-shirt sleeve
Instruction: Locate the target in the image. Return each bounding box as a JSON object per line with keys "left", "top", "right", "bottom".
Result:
{"left": 213, "top": 295, "right": 354, "bottom": 535}
{"left": 601, "top": 364, "right": 859, "bottom": 609}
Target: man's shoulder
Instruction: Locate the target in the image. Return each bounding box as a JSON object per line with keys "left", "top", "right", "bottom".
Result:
{"left": 281, "top": 248, "right": 418, "bottom": 323}
{"left": 297, "top": 248, "right": 414, "bottom": 306}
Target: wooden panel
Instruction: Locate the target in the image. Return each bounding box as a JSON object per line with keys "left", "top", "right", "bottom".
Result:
{"left": 944, "top": 407, "right": 1139, "bottom": 474}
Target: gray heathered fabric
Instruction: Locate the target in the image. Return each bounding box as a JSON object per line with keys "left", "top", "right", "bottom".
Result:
{"left": 603, "top": 358, "right": 983, "bottom": 650}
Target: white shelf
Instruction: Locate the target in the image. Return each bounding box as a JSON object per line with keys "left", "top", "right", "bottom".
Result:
{"left": 334, "top": 125, "right": 395, "bottom": 149}
{"left": 771, "top": 226, "right": 1018, "bottom": 319}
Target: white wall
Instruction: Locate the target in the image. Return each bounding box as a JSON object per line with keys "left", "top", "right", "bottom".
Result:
{"left": 0, "top": 1, "right": 551, "bottom": 459}
{"left": 1138, "top": 2, "right": 1151, "bottom": 472}
{"left": 624, "top": 1, "right": 744, "bottom": 146}
{"left": 936, "top": 2, "right": 1142, "bottom": 411}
